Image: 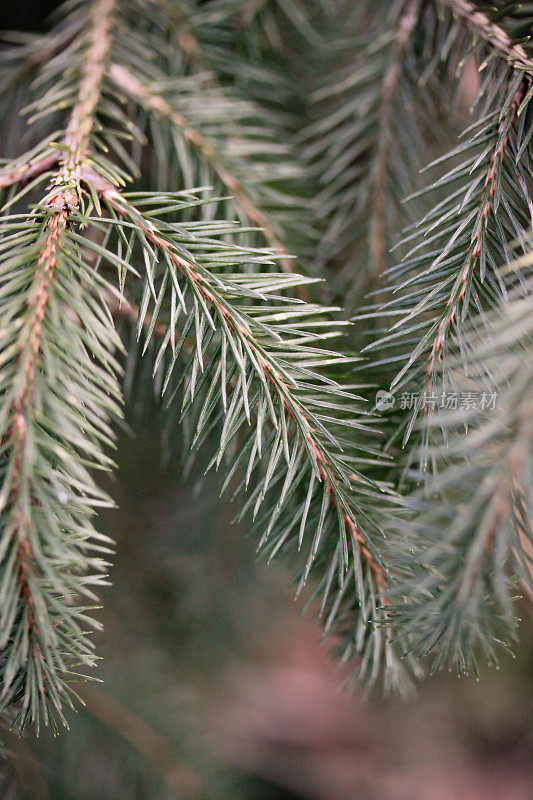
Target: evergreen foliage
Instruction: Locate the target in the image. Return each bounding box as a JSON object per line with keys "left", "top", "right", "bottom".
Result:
{"left": 0, "top": 0, "right": 532, "bottom": 733}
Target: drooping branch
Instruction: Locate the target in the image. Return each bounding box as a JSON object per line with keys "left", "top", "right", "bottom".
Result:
{"left": 9, "top": 210, "right": 69, "bottom": 647}
{"left": 3, "top": 0, "right": 117, "bottom": 722}
{"left": 10, "top": 0, "right": 116, "bottom": 514}
{"left": 100, "top": 187, "right": 387, "bottom": 594}
{"left": 391, "top": 298, "right": 533, "bottom": 668}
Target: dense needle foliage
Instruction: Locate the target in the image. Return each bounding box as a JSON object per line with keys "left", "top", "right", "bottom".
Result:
{"left": 0, "top": 0, "right": 532, "bottom": 733}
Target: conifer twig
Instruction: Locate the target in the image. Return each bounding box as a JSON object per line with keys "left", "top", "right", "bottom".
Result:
{"left": 47, "top": 0, "right": 116, "bottom": 209}
{"left": 441, "top": 0, "right": 533, "bottom": 75}
{"left": 11, "top": 0, "right": 116, "bottom": 517}
{"left": 9, "top": 209, "right": 69, "bottom": 650}
{"left": 2, "top": 0, "right": 117, "bottom": 728}
{"left": 425, "top": 86, "right": 523, "bottom": 384}
{"left": 0, "top": 153, "right": 59, "bottom": 190}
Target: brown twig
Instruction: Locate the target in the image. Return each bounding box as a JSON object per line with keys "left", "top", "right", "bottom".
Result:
{"left": 48, "top": 0, "right": 116, "bottom": 209}
{"left": 81, "top": 684, "right": 206, "bottom": 799}
{"left": 0, "top": 152, "right": 59, "bottom": 190}
{"left": 105, "top": 292, "right": 167, "bottom": 339}
{"left": 441, "top": 0, "right": 533, "bottom": 75}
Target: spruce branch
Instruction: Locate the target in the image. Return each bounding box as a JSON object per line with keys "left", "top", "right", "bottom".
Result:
{"left": 302, "top": 0, "right": 446, "bottom": 296}
{"left": 364, "top": 68, "right": 532, "bottom": 452}
{"left": 77, "top": 180, "right": 412, "bottom": 689}
{"left": 391, "top": 240, "right": 533, "bottom": 672}
{"left": 424, "top": 86, "right": 523, "bottom": 371}
{"left": 102, "top": 187, "right": 387, "bottom": 594}
{"left": 56, "top": 0, "right": 116, "bottom": 192}
{"left": 0, "top": 0, "right": 120, "bottom": 731}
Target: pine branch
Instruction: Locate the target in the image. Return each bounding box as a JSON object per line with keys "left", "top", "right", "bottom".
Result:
{"left": 423, "top": 88, "right": 524, "bottom": 378}
{"left": 57, "top": 0, "right": 115, "bottom": 187}
{"left": 363, "top": 67, "right": 532, "bottom": 452}
{"left": 103, "top": 189, "right": 386, "bottom": 588}
{"left": 0, "top": 0, "right": 120, "bottom": 731}
{"left": 111, "top": 1, "right": 309, "bottom": 267}
{"left": 68, "top": 180, "right": 415, "bottom": 690}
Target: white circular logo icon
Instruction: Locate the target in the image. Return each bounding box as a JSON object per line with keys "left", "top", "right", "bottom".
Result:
{"left": 375, "top": 390, "right": 395, "bottom": 411}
